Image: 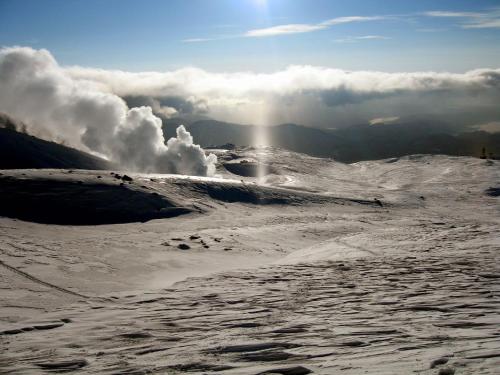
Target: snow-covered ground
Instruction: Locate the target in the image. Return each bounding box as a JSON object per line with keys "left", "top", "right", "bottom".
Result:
{"left": 0, "top": 150, "right": 499, "bottom": 374}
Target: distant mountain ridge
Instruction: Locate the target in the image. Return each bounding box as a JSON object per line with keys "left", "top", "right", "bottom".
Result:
{"left": 1, "top": 110, "right": 498, "bottom": 170}
{"left": 163, "top": 118, "right": 500, "bottom": 162}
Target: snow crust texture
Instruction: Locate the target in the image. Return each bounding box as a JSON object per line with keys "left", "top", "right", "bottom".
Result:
{"left": 0, "top": 151, "right": 499, "bottom": 374}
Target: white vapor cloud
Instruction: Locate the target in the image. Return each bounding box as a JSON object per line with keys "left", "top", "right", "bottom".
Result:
{"left": 245, "top": 16, "right": 384, "bottom": 37}
{"left": 2, "top": 46, "right": 500, "bottom": 143}
{"left": 0, "top": 47, "right": 217, "bottom": 176}
{"left": 66, "top": 62, "right": 500, "bottom": 129}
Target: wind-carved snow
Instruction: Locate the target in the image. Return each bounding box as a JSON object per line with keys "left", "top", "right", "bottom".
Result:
{"left": 0, "top": 151, "right": 499, "bottom": 374}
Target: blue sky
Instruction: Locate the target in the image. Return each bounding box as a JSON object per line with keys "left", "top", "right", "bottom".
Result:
{"left": 1, "top": 0, "right": 500, "bottom": 72}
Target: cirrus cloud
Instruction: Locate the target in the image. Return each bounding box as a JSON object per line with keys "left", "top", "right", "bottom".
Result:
{"left": 244, "top": 16, "right": 385, "bottom": 37}
{"left": 424, "top": 9, "right": 500, "bottom": 29}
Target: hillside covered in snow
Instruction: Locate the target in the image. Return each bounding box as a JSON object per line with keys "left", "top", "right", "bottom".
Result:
{"left": 1, "top": 148, "right": 498, "bottom": 374}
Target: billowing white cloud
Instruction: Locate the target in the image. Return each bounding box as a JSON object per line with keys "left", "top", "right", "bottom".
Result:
{"left": 2, "top": 46, "right": 500, "bottom": 149}
{"left": 0, "top": 47, "right": 216, "bottom": 176}
{"left": 66, "top": 61, "right": 500, "bottom": 129}
{"left": 68, "top": 64, "right": 500, "bottom": 98}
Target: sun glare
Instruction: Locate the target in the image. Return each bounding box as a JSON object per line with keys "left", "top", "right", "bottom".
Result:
{"left": 253, "top": 0, "right": 268, "bottom": 8}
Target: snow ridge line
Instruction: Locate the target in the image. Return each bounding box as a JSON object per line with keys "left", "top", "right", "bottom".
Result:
{"left": 0, "top": 260, "right": 88, "bottom": 298}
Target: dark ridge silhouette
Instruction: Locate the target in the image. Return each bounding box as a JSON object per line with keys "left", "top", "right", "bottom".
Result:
{"left": 163, "top": 118, "right": 500, "bottom": 163}
{"left": 0, "top": 113, "right": 112, "bottom": 170}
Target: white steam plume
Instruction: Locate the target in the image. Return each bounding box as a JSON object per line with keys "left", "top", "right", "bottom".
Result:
{"left": 0, "top": 47, "right": 216, "bottom": 176}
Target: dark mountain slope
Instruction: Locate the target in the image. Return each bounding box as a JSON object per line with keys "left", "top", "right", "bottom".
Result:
{"left": 0, "top": 113, "right": 112, "bottom": 170}
{"left": 163, "top": 117, "right": 500, "bottom": 162}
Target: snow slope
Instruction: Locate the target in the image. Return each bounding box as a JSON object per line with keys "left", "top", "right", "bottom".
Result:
{"left": 0, "top": 149, "right": 498, "bottom": 374}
